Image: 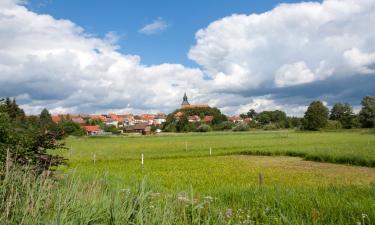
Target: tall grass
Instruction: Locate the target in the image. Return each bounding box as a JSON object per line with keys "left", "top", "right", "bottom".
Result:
{"left": 1, "top": 166, "right": 374, "bottom": 224}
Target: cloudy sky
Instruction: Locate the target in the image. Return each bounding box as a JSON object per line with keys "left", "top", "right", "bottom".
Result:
{"left": 0, "top": 0, "right": 374, "bottom": 116}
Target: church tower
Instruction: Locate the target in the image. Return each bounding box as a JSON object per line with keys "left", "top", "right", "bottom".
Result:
{"left": 181, "top": 92, "right": 190, "bottom": 108}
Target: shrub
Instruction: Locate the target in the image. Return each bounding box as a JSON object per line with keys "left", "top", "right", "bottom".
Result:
{"left": 263, "top": 123, "right": 278, "bottom": 130}
{"left": 325, "top": 120, "right": 342, "bottom": 130}
{"left": 232, "top": 123, "right": 249, "bottom": 132}
{"left": 213, "top": 121, "right": 235, "bottom": 131}
{"left": 196, "top": 124, "right": 211, "bottom": 132}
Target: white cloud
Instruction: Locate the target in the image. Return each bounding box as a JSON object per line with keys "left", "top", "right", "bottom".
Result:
{"left": 275, "top": 61, "right": 315, "bottom": 87}
{"left": 139, "top": 17, "right": 169, "bottom": 35}
{"left": 236, "top": 97, "right": 308, "bottom": 117}
{"left": 0, "top": 2, "right": 204, "bottom": 114}
{"left": 344, "top": 48, "right": 375, "bottom": 74}
{"left": 0, "top": 0, "right": 374, "bottom": 116}
{"left": 189, "top": 0, "right": 375, "bottom": 91}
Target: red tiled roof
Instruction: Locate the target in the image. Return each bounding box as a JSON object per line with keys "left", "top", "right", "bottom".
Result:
{"left": 182, "top": 104, "right": 209, "bottom": 109}
{"left": 51, "top": 115, "right": 61, "bottom": 123}
{"left": 82, "top": 126, "right": 100, "bottom": 132}
{"left": 203, "top": 115, "right": 214, "bottom": 122}
{"left": 228, "top": 116, "right": 242, "bottom": 121}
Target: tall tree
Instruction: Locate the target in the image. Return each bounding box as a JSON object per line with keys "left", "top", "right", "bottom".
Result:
{"left": 304, "top": 101, "right": 329, "bottom": 130}
{"left": 39, "top": 108, "right": 54, "bottom": 128}
{"left": 359, "top": 96, "right": 375, "bottom": 128}
{"left": 330, "top": 103, "right": 354, "bottom": 128}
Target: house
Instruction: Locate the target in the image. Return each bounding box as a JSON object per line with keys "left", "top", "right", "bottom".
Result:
{"left": 133, "top": 122, "right": 151, "bottom": 135}
{"left": 153, "top": 113, "right": 166, "bottom": 125}
{"left": 203, "top": 115, "right": 214, "bottom": 123}
{"left": 71, "top": 116, "right": 85, "bottom": 124}
{"left": 82, "top": 126, "right": 102, "bottom": 136}
{"left": 123, "top": 125, "right": 136, "bottom": 133}
{"left": 104, "top": 118, "right": 119, "bottom": 128}
{"left": 188, "top": 115, "right": 201, "bottom": 123}
{"left": 51, "top": 115, "right": 62, "bottom": 123}
{"left": 227, "top": 116, "right": 243, "bottom": 123}
{"left": 89, "top": 115, "right": 108, "bottom": 122}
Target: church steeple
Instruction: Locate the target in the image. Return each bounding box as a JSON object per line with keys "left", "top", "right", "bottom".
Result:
{"left": 181, "top": 92, "right": 190, "bottom": 108}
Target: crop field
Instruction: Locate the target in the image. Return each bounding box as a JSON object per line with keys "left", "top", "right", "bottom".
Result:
{"left": 53, "top": 130, "right": 375, "bottom": 224}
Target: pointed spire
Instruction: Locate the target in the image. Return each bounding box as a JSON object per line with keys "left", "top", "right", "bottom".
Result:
{"left": 181, "top": 92, "right": 190, "bottom": 108}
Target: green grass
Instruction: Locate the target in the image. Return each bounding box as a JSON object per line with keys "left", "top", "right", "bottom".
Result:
{"left": 3, "top": 130, "right": 374, "bottom": 224}
{"left": 60, "top": 130, "right": 375, "bottom": 166}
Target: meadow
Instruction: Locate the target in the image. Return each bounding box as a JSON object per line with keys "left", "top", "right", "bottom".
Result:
{"left": 2, "top": 130, "right": 375, "bottom": 224}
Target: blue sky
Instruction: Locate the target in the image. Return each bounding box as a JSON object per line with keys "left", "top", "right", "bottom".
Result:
{"left": 27, "top": 0, "right": 320, "bottom": 67}
{"left": 0, "top": 0, "right": 374, "bottom": 115}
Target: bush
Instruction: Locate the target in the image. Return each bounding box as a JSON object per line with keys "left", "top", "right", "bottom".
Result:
{"left": 232, "top": 123, "right": 249, "bottom": 132}
{"left": 196, "top": 124, "right": 211, "bottom": 132}
{"left": 263, "top": 123, "right": 278, "bottom": 130}
{"left": 325, "top": 120, "right": 342, "bottom": 130}
{"left": 103, "top": 125, "right": 121, "bottom": 135}
{"left": 213, "top": 121, "right": 235, "bottom": 131}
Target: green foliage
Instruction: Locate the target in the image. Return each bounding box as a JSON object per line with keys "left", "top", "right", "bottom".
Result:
{"left": 330, "top": 103, "right": 354, "bottom": 128}
{"left": 304, "top": 101, "right": 329, "bottom": 130}
{"left": 263, "top": 123, "right": 278, "bottom": 130}
{"left": 232, "top": 123, "right": 249, "bottom": 132}
{"left": 58, "top": 118, "right": 84, "bottom": 136}
{"left": 84, "top": 117, "right": 103, "bottom": 126}
{"left": 325, "top": 120, "right": 342, "bottom": 130}
{"left": 359, "top": 96, "right": 375, "bottom": 128}
{"left": 163, "top": 107, "right": 227, "bottom": 132}
{"left": 0, "top": 97, "right": 25, "bottom": 120}
{"left": 240, "top": 109, "right": 257, "bottom": 119}
{"left": 213, "top": 121, "right": 235, "bottom": 131}
{"left": 0, "top": 99, "right": 64, "bottom": 173}
{"left": 103, "top": 125, "right": 121, "bottom": 135}
{"left": 196, "top": 124, "right": 211, "bottom": 132}
{"left": 256, "top": 110, "right": 289, "bottom": 128}
{"left": 289, "top": 117, "right": 302, "bottom": 129}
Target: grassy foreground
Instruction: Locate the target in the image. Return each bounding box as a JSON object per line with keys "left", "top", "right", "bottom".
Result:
{"left": 2, "top": 130, "right": 375, "bottom": 224}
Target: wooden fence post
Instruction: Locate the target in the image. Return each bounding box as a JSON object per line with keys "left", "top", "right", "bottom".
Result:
{"left": 259, "top": 173, "right": 264, "bottom": 188}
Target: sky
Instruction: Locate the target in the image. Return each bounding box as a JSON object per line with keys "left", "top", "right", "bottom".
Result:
{"left": 1, "top": 0, "right": 375, "bottom": 116}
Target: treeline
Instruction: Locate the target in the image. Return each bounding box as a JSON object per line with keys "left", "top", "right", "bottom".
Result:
{"left": 162, "top": 96, "right": 375, "bottom": 132}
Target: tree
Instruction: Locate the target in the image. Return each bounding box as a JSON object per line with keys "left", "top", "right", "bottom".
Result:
{"left": 0, "top": 97, "right": 25, "bottom": 121}
{"left": 255, "top": 110, "right": 288, "bottom": 128}
{"left": 0, "top": 99, "right": 65, "bottom": 173}
{"left": 247, "top": 109, "right": 257, "bottom": 119}
{"left": 39, "top": 108, "right": 54, "bottom": 128}
{"left": 330, "top": 103, "right": 354, "bottom": 129}
{"left": 359, "top": 96, "right": 375, "bottom": 128}
{"left": 303, "top": 101, "right": 329, "bottom": 130}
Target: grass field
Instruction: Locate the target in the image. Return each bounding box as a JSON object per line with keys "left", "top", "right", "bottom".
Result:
{"left": 2, "top": 130, "right": 375, "bottom": 224}
{"left": 61, "top": 130, "right": 375, "bottom": 166}
{"left": 36, "top": 130, "right": 375, "bottom": 224}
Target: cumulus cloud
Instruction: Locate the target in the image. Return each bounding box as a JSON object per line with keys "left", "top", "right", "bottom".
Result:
{"left": 0, "top": 1, "right": 204, "bottom": 114}
{"left": 139, "top": 17, "right": 169, "bottom": 35}
{"left": 189, "top": 0, "right": 375, "bottom": 91}
{"left": 1, "top": 0, "right": 375, "bottom": 116}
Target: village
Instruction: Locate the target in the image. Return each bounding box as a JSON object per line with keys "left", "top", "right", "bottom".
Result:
{"left": 50, "top": 93, "right": 250, "bottom": 136}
